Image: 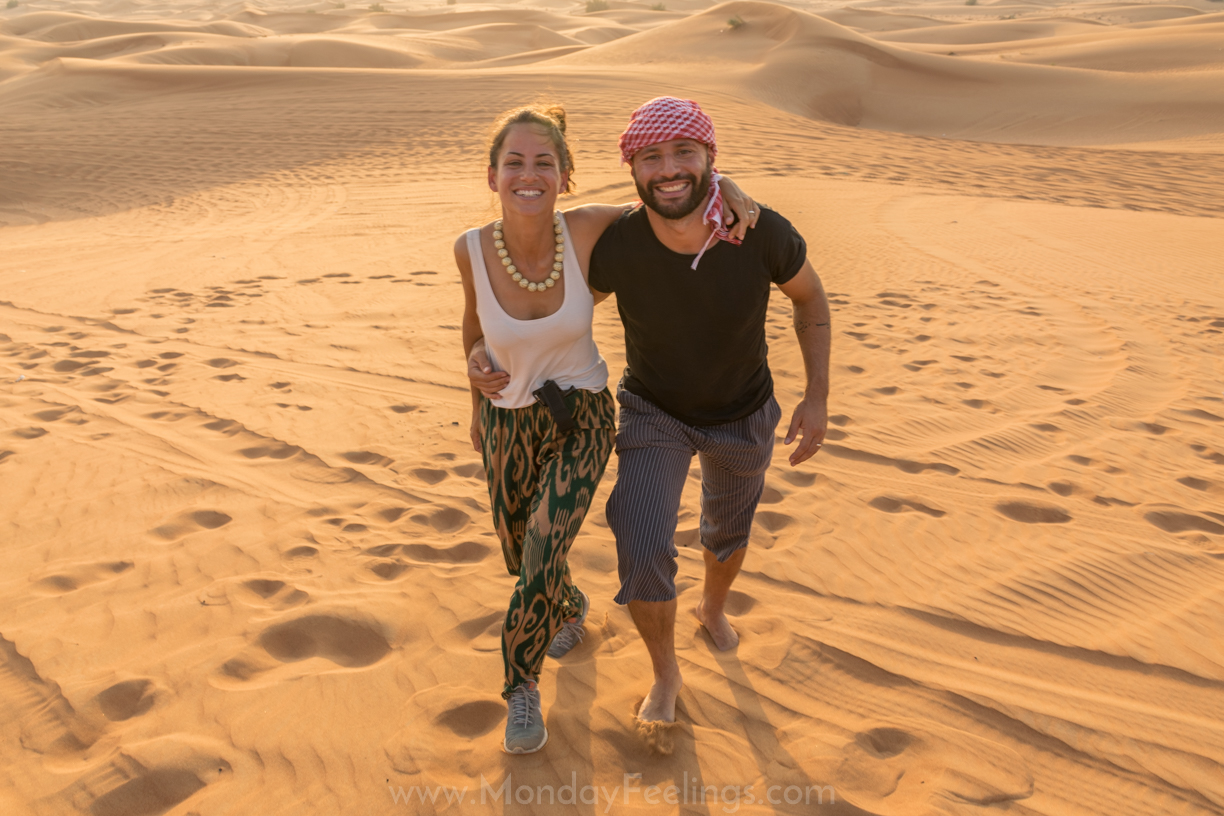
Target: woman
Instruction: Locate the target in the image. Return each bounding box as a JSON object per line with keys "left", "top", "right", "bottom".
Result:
{"left": 455, "top": 102, "right": 755, "bottom": 754}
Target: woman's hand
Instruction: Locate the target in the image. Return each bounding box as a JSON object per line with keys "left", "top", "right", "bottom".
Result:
{"left": 470, "top": 411, "right": 483, "bottom": 454}
{"left": 468, "top": 338, "right": 509, "bottom": 399}
{"left": 716, "top": 175, "right": 759, "bottom": 241}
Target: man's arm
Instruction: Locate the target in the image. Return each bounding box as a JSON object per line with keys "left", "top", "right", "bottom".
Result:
{"left": 775, "top": 259, "right": 831, "bottom": 466}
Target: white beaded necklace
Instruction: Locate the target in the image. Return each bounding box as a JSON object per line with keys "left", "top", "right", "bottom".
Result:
{"left": 493, "top": 213, "right": 564, "bottom": 294}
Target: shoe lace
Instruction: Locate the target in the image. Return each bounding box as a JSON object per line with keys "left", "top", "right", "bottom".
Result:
{"left": 509, "top": 685, "right": 536, "bottom": 727}
{"left": 551, "top": 620, "right": 585, "bottom": 653}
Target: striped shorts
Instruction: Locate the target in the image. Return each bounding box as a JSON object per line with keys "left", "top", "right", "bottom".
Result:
{"left": 607, "top": 385, "right": 781, "bottom": 604}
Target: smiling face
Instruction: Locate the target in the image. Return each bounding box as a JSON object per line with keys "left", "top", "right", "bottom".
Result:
{"left": 488, "top": 123, "right": 568, "bottom": 217}
{"left": 629, "top": 138, "right": 712, "bottom": 221}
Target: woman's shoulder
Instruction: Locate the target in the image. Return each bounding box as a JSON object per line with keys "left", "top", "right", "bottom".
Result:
{"left": 454, "top": 221, "right": 495, "bottom": 259}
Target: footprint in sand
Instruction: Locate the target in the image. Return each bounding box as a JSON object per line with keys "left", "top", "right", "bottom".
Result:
{"left": 787, "top": 722, "right": 1032, "bottom": 815}
{"left": 385, "top": 686, "right": 506, "bottom": 776}
{"left": 361, "top": 559, "right": 406, "bottom": 580}
{"left": 434, "top": 699, "right": 505, "bottom": 738}
{"left": 411, "top": 467, "right": 448, "bottom": 485}
{"left": 1144, "top": 509, "right": 1224, "bottom": 535}
{"left": 11, "top": 426, "right": 48, "bottom": 439}
{"left": 145, "top": 410, "right": 190, "bottom": 422}
{"left": 868, "top": 496, "right": 947, "bottom": 518}
{"left": 31, "top": 406, "right": 81, "bottom": 423}
{"left": 1177, "top": 476, "right": 1216, "bottom": 492}
{"left": 995, "top": 500, "right": 1071, "bottom": 524}
{"left": 258, "top": 615, "right": 389, "bottom": 667}
{"left": 231, "top": 578, "right": 309, "bottom": 609}
{"left": 782, "top": 470, "right": 817, "bottom": 487}
{"left": 81, "top": 738, "right": 232, "bottom": 816}
{"left": 206, "top": 358, "right": 239, "bottom": 368}
{"left": 456, "top": 611, "right": 505, "bottom": 653}
{"left": 32, "top": 560, "right": 134, "bottom": 595}
{"left": 282, "top": 544, "right": 318, "bottom": 561}
{"left": 1048, "top": 480, "right": 1077, "bottom": 497}
{"left": 759, "top": 485, "right": 784, "bottom": 504}
{"left": 149, "top": 510, "right": 233, "bottom": 541}
{"left": 96, "top": 678, "right": 156, "bottom": 722}
{"left": 409, "top": 507, "right": 471, "bottom": 534}
{"left": 52, "top": 360, "right": 88, "bottom": 372}
{"left": 240, "top": 443, "right": 301, "bottom": 460}
{"left": 451, "top": 462, "right": 483, "bottom": 478}
{"left": 402, "top": 540, "right": 492, "bottom": 565}
{"left": 389, "top": 404, "right": 418, "bottom": 414}
{"left": 217, "top": 613, "right": 391, "bottom": 686}
{"left": 203, "top": 418, "right": 242, "bottom": 435}
{"left": 343, "top": 450, "right": 394, "bottom": 467}
{"left": 754, "top": 510, "right": 793, "bottom": 534}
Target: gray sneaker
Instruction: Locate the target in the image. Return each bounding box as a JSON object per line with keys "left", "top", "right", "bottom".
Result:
{"left": 547, "top": 590, "right": 589, "bottom": 659}
{"left": 504, "top": 681, "right": 547, "bottom": 754}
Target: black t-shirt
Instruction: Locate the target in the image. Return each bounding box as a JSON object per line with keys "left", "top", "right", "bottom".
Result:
{"left": 589, "top": 205, "right": 806, "bottom": 426}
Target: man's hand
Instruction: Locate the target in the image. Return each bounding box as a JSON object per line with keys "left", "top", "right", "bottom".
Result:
{"left": 784, "top": 396, "right": 828, "bottom": 466}
{"left": 468, "top": 339, "right": 509, "bottom": 400}
{"left": 716, "top": 175, "right": 759, "bottom": 242}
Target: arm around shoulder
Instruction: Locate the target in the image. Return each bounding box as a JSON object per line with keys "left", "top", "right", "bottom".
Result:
{"left": 563, "top": 203, "right": 628, "bottom": 248}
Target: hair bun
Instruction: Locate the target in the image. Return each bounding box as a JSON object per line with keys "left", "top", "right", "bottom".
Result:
{"left": 545, "top": 104, "right": 567, "bottom": 134}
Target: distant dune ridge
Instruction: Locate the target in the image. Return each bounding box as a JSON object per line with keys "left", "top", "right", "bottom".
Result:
{"left": 1, "top": 0, "right": 1223, "bottom": 814}
{"left": 2, "top": 0, "right": 1223, "bottom": 142}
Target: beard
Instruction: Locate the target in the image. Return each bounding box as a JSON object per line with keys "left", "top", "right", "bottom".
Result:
{"left": 634, "top": 163, "right": 713, "bottom": 221}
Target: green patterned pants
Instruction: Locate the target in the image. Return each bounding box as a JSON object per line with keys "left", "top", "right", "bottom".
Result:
{"left": 480, "top": 387, "right": 616, "bottom": 698}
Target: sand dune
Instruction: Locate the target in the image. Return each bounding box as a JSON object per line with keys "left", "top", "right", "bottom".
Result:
{"left": 1, "top": 0, "right": 1222, "bottom": 813}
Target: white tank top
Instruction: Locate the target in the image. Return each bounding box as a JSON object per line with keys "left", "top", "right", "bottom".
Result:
{"left": 467, "top": 212, "right": 608, "bottom": 409}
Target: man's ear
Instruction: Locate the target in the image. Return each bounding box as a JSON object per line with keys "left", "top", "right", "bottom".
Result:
{"left": 487, "top": 165, "right": 497, "bottom": 193}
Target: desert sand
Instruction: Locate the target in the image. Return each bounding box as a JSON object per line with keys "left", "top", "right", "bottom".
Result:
{"left": 1, "top": 0, "right": 1223, "bottom": 812}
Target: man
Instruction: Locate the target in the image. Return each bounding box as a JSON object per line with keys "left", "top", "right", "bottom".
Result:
{"left": 469, "top": 97, "right": 830, "bottom": 732}
{"left": 586, "top": 98, "right": 830, "bottom": 725}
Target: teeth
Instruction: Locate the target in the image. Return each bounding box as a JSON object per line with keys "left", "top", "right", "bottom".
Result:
{"left": 516, "top": 190, "right": 543, "bottom": 197}
{"left": 658, "top": 183, "right": 687, "bottom": 192}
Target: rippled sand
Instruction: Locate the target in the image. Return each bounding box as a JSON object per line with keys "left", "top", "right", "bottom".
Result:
{"left": 1, "top": 0, "right": 1222, "bottom": 813}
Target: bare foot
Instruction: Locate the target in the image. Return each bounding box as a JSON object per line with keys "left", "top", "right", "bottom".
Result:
{"left": 633, "top": 707, "right": 681, "bottom": 755}
{"left": 636, "top": 671, "right": 683, "bottom": 723}
{"left": 695, "top": 598, "right": 739, "bottom": 651}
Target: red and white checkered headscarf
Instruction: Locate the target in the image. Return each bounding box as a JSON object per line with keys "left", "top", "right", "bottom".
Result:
{"left": 619, "top": 97, "right": 740, "bottom": 269}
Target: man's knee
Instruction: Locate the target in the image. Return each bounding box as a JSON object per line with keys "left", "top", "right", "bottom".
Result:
{"left": 613, "top": 535, "right": 678, "bottom": 604}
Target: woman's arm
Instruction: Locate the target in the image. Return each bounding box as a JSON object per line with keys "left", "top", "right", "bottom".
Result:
{"left": 455, "top": 233, "right": 508, "bottom": 453}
